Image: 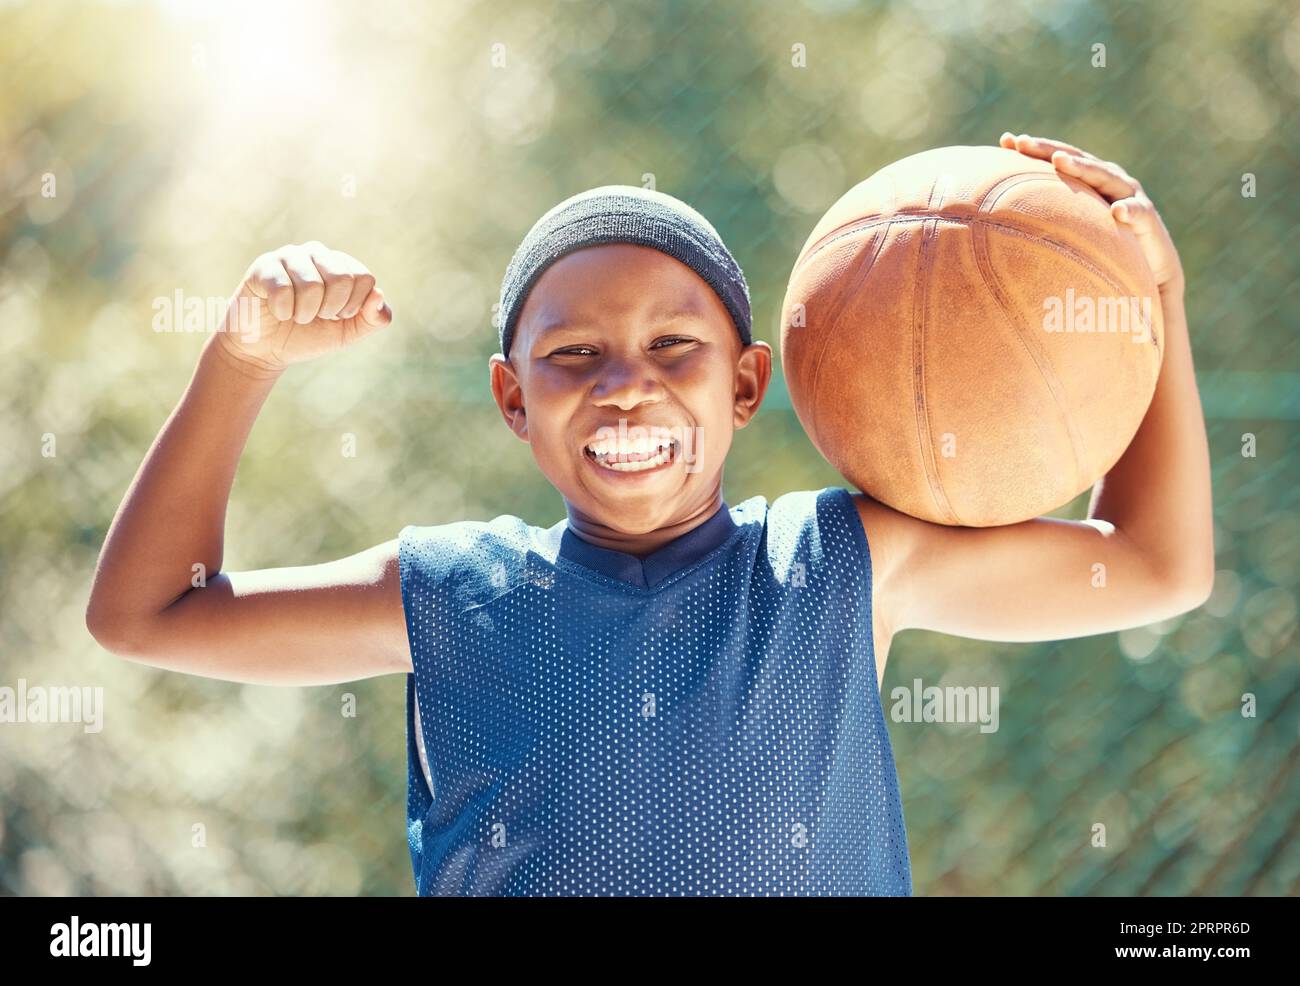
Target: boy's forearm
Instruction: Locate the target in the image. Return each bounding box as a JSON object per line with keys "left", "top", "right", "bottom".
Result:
{"left": 86, "top": 335, "right": 284, "bottom": 642}
{"left": 1086, "top": 288, "right": 1215, "bottom": 595}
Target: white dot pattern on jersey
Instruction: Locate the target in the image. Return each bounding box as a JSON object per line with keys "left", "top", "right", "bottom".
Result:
{"left": 399, "top": 486, "right": 912, "bottom": 896}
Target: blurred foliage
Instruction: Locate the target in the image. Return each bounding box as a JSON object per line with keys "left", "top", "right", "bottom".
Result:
{"left": 0, "top": 0, "right": 1296, "bottom": 895}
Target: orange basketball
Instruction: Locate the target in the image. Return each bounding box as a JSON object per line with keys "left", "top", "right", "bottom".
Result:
{"left": 780, "top": 144, "right": 1164, "bottom": 527}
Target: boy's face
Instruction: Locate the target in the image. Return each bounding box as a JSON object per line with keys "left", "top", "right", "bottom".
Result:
{"left": 489, "top": 244, "right": 771, "bottom": 545}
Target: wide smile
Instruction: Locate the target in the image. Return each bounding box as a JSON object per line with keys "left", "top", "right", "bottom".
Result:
{"left": 582, "top": 437, "right": 681, "bottom": 479}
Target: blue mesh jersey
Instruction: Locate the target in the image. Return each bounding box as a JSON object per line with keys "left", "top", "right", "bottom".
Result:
{"left": 397, "top": 486, "right": 912, "bottom": 896}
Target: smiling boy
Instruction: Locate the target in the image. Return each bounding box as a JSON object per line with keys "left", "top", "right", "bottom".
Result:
{"left": 86, "top": 132, "right": 1214, "bottom": 896}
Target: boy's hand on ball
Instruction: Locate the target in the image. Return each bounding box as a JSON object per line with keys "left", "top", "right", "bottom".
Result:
{"left": 217, "top": 242, "right": 393, "bottom": 373}
{"left": 999, "top": 132, "right": 1185, "bottom": 298}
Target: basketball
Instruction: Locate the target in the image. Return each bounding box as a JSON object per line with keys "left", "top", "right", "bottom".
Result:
{"left": 780, "top": 144, "right": 1164, "bottom": 527}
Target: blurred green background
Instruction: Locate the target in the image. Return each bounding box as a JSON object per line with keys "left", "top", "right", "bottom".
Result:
{"left": 1, "top": 0, "right": 1296, "bottom": 895}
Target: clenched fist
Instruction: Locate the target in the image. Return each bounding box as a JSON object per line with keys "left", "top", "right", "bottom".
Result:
{"left": 216, "top": 242, "right": 392, "bottom": 373}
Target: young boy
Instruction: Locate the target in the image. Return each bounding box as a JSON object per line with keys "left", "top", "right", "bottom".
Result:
{"left": 86, "top": 132, "right": 1214, "bottom": 896}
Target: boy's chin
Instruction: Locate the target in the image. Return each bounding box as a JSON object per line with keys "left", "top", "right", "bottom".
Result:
{"left": 568, "top": 479, "right": 691, "bottom": 525}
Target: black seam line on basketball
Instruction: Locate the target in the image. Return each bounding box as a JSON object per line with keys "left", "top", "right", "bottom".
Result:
{"left": 912, "top": 216, "right": 960, "bottom": 525}
{"left": 793, "top": 214, "right": 1156, "bottom": 335}
{"left": 977, "top": 172, "right": 1092, "bottom": 495}
{"left": 791, "top": 167, "right": 1047, "bottom": 274}
{"left": 805, "top": 221, "right": 891, "bottom": 460}
{"left": 797, "top": 214, "right": 1154, "bottom": 332}
{"left": 976, "top": 169, "right": 1056, "bottom": 214}
{"left": 977, "top": 172, "right": 1155, "bottom": 329}
{"left": 969, "top": 214, "right": 1089, "bottom": 502}
{"left": 926, "top": 172, "right": 943, "bottom": 212}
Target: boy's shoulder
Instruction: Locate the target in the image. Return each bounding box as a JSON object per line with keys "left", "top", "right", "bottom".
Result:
{"left": 396, "top": 513, "right": 553, "bottom": 593}
{"left": 762, "top": 486, "right": 869, "bottom": 565}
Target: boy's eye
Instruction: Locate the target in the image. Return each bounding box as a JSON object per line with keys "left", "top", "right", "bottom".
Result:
{"left": 549, "top": 337, "right": 693, "bottom": 358}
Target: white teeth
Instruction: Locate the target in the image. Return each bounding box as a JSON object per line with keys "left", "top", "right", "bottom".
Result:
{"left": 596, "top": 445, "right": 674, "bottom": 472}
{"left": 586, "top": 439, "right": 676, "bottom": 472}
{"left": 586, "top": 436, "right": 674, "bottom": 457}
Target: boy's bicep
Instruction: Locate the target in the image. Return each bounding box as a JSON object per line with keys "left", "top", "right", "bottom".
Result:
{"left": 117, "top": 539, "right": 412, "bottom": 685}
{"left": 851, "top": 493, "right": 1194, "bottom": 643}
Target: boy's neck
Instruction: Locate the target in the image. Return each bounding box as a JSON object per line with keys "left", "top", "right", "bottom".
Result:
{"left": 565, "top": 495, "right": 728, "bottom": 559}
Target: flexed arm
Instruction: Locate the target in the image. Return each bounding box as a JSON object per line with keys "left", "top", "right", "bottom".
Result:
{"left": 85, "top": 243, "right": 412, "bottom": 685}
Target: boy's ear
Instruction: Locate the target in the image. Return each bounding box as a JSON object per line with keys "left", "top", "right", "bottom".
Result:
{"left": 733, "top": 340, "right": 772, "bottom": 429}
{"left": 488, "top": 353, "right": 529, "bottom": 442}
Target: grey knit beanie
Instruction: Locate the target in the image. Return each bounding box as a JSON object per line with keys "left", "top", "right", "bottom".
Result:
{"left": 497, "top": 185, "right": 752, "bottom": 358}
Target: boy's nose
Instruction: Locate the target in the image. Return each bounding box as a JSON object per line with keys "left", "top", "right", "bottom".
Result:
{"left": 592, "top": 358, "right": 665, "bottom": 408}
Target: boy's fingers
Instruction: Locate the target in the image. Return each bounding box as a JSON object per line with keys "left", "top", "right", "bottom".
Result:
{"left": 340, "top": 265, "right": 376, "bottom": 320}
{"left": 1051, "top": 151, "right": 1139, "bottom": 201}
{"left": 1111, "top": 195, "right": 1157, "bottom": 231}
{"left": 357, "top": 286, "right": 391, "bottom": 329}
{"left": 308, "top": 245, "right": 356, "bottom": 320}
{"left": 246, "top": 254, "right": 295, "bottom": 322}
{"left": 280, "top": 247, "right": 326, "bottom": 325}
{"left": 1008, "top": 132, "right": 1094, "bottom": 161}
